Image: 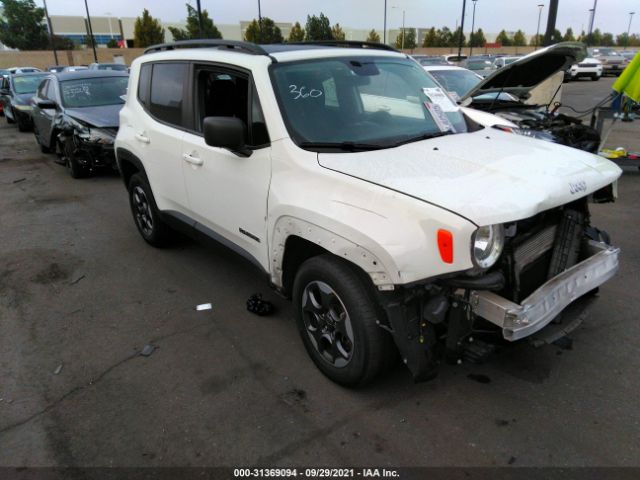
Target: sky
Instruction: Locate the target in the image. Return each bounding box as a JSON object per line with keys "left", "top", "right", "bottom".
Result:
{"left": 38, "top": 0, "right": 639, "bottom": 36}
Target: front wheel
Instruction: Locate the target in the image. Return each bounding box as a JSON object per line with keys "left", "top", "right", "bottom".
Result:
{"left": 591, "top": 74, "right": 600, "bottom": 81}
{"left": 293, "top": 255, "right": 394, "bottom": 387}
{"left": 63, "top": 137, "right": 87, "bottom": 178}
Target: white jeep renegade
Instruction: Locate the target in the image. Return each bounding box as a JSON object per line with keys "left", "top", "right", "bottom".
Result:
{"left": 116, "top": 40, "right": 622, "bottom": 386}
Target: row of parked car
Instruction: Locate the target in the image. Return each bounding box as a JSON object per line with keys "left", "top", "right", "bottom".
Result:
{"left": 414, "top": 47, "right": 637, "bottom": 82}
{"left": 0, "top": 40, "right": 624, "bottom": 386}
{"left": 0, "top": 64, "right": 128, "bottom": 177}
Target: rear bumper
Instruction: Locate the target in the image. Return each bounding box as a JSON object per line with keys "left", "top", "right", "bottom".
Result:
{"left": 470, "top": 240, "right": 619, "bottom": 341}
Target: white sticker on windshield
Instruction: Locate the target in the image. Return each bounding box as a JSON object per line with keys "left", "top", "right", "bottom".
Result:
{"left": 423, "top": 87, "right": 459, "bottom": 112}
{"left": 424, "top": 101, "right": 456, "bottom": 133}
{"left": 62, "top": 83, "right": 91, "bottom": 98}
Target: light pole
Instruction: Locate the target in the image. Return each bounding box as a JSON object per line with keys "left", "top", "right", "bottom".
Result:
{"left": 104, "top": 12, "right": 113, "bottom": 39}
{"left": 84, "top": 0, "right": 98, "bottom": 62}
{"left": 535, "top": 4, "right": 544, "bottom": 50}
{"left": 391, "top": 6, "right": 406, "bottom": 50}
{"left": 457, "top": 0, "right": 466, "bottom": 59}
{"left": 627, "top": 12, "right": 636, "bottom": 49}
{"left": 43, "top": 0, "right": 58, "bottom": 64}
{"left": 587, "top": 0, "right": 598, "bottom": 39}
{"left": 383, "top": 0, "right": 388, "bottom": 44}
{"left": 469, "top": 0, "right": 478, "bottom": 56}
{"left": 257, "top": 0, "right": 262, "bottom": 43}
{"left": 196, "top": 0, "right": 203, "bottom": 38}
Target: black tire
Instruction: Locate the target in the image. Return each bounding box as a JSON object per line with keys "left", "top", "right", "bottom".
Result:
{"left": 591, "top": 74, "right": 600, "bottom": 81}
{"left": 128, "top": 173, "right": 174, "bottom": 247}
{"left": 6, "top": 108, "right": 15, "bottom": 124}
{"left": 293, "top": 254, "right": 394, "bottom": 387}
{"left": 63, "top": 136, "right": 87, "bottom": 178}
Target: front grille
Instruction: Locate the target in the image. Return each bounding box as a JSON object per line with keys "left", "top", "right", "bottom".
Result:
{"left": 578, "top": 63, "right": 598, "bottom": 67}
{"left": 498, "top": 204, "right": 588, "bottom": 302}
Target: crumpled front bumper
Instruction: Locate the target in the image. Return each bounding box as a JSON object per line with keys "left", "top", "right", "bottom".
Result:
{"left": 470, "top": 240, "right": 620, "bottom": 341}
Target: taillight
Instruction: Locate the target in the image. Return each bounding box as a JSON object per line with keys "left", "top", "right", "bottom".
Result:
{"left": 437, "top": 229, "right": 454, "bottom": 264}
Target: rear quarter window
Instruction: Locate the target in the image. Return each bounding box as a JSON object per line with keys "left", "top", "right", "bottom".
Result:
{"left": 149, "top": 63, "right": 187, "bottom": 127}
{"left": 137, "top": 63, "right": 152, "bottom": 107}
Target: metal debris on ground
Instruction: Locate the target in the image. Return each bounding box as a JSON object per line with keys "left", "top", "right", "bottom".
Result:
{"left": 53, "top": 364, "right": 63, "bottom": 375}
{"left": 246, "top": 293, "right": 274, "bottom": 316}
{"left": 12, "top": 178, "right": 26, "bottom": 184}
{"left": 69, "top": 274, "right": 85, "bottom": 285}
{"left": 195, "top": 303, "right": 212, "bottom": 311}
{"left": 140, "top": 344, "right": 156, "bottom": 357}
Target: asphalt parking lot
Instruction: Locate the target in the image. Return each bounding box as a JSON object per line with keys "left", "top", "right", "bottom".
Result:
{"left": 1, "top": 77, "right": 639, "bottom": 469}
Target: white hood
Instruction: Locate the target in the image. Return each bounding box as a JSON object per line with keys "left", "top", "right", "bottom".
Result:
{"left": 317, "top": 129, "right": 621, "bottom": 226}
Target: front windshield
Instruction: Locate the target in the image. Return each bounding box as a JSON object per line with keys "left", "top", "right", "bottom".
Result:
{"left": 271, "top": 56, "right": 468, "bottom": 149}
{"left": 61, "top": 77, "right": 128, "bottom": 108}
{"left": 467, "top": 61, "right": 493, "bottom": 70}
{"left": 427, "top": 69, "right": 482, "bottom": 99}
{"left": 13, "top": 75, "right": 48, "bottom": 94}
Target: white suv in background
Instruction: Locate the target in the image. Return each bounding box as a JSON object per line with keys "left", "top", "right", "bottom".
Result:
{"left": 115, "top": 40, "right": 621, "bottom": 386}
{"left": 567, "top": 57, "right": 603, "bottom": 81}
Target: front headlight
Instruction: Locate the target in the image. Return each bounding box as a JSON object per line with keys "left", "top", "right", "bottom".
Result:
{"left": 13, "top": 104, "right": 32, "bottom": 111}
{"left": 77, "top": 128, "right": 116, "bottom": 145}
{"left": 472, "top": 224, "right": 505, "bottom": 269}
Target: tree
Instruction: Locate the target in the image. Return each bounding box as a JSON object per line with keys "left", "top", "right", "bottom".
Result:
{"left": 529, "top": 33, "right": 544, "bottom": 46}
{"left": 496, "top": 30, "right": 512, "bottom": 47}
{"left": 469, "top": 28, "right": 486, "bottom": 48}
{"left": 83, "top": 35, "right": 96, "bottom": 48}
{"left": 395, "top": 28, "right": 416, "bottom": 50}
{"left": 106, "top": 38, "right": 119, "bottom": 48}
{"left": 244, "top": 17, "right": 283, "bottom": 44}
{"left": 366, "top": 29, "right": 380, "bottom": 43}
{"left": 288, "top": 22, "right": 305, "bottom": 42}
{"left": 577, "top": 30, "right": 587, "bottom": 43}
{"left": 548, "top": 29, "right": 563, "bottom": 44}
{"left": 601, "top": 32, "right": 614, "bottom": 47}
{"left": 422, "top": 27, "right": 437, "bottom": 47}
{"left": 304, "top": 13, "right": 332, "bottom": 41}
{"left": 331, "top": 23, "right": 346, "bottom": 41}
{"left": 434, "top": 27, "right": 453, "bottom": 47}
{"left": 451, "top": 27, "right": 466, "bottom": 48}
{"left": 51, "top": 35, "right": 75, "bottom": 50}
{"left": 512, "top": 30, "right": 527, "bottom": 47}
{"left": 168, "top": 4, "right": 222, "bottom": 41}
{"left": 134, "top": 8, "right": 165, "bottom": 48}
{"left": 0, "top": 0, "right": 49, "bottom": 50}
{"left": 585, "top": 28, "right": 602, "bottom": 46}
{"left": 563, "top": 27, "right": 575, "bottom": 42}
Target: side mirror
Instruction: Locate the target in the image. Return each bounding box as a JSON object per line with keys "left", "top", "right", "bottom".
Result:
{"left": 203, "top": 117, "right": 251, "bottom": 157}
{"left": 36, "top": 98, "right": 56, "bottom": 109}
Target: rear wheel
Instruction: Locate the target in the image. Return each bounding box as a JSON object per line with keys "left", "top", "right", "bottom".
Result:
{"left": 128, "top": 173, "right": 174, "bottom": 247}
{"left": 293, "top": 254, "right": 394, "bottom": 387}
{"left": 16, "top": 116, "right": 30, "bottom": 132}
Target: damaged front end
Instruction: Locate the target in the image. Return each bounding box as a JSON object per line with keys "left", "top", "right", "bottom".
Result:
{"left": 58, "top": 118, "right": 118, "bottom": 171}
{"left": 376, "top": 199, "right": 620, "bottom": 381}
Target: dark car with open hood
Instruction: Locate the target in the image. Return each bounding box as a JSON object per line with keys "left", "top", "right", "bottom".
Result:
{"left": 31, "top": 70, "right": 129, "bottom": 178}
{"left": 0, "top": 72, "right": 52, "bottom": 131}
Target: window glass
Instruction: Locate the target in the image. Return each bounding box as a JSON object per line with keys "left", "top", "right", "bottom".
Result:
{"left": 13, "top": 75, "right": 49, "bottom": 94}
{"left": 45, "top": 80, "right": 57, "bottom": 100}
{"left": 150, "top": 63, "right": 186, "bottom": 126}
{"left": 60, "top": 77, "right": 128, "bottom": 108}
{"left": 37, "top": 79, "right": 49, "bottom": 99}
{"left": 137, "top": 63, "right": 152, "bottom": 107}
{"left": 271, "top": 57, "right": 468, "bottom": 147}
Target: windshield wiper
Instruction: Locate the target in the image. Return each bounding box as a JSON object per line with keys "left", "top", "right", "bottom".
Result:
{"left": 298, "top": 141, "right": 388, "bottom": 152}
{"left": 391, "top": 130, "right": 454, "bottom": 148}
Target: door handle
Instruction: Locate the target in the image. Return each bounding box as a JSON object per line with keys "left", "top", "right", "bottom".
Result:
{"left": 135, "top": 132, "right": 150, "bottom": 144}
{"left": 183, "top": 153, "right": 203, "bottom": 166}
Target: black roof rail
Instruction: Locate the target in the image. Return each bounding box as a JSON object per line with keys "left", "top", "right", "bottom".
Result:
{"left": 143, "top": 39, "right": 269, "bottom": 56}
{"left": 288, "top": 40, "right": 398, "bottom": 52}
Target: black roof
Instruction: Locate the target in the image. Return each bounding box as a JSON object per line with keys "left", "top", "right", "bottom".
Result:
{"left": 143, "top": 39, "right": 397, "bottom": 56}
{"left": 54, "top": 70, "right": 129, "bottom": 81}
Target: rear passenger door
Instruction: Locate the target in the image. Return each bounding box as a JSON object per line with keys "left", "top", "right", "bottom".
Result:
{"left": 126, "top": 62, "right": 190, "bottom": 213}
{"left": 180, "top": 65, "right": 272, "bottom": 269}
